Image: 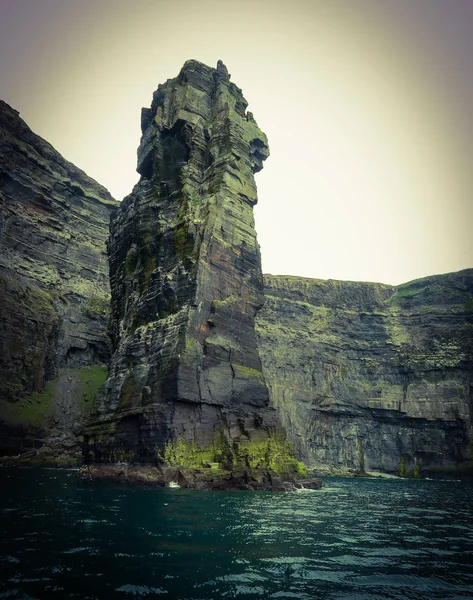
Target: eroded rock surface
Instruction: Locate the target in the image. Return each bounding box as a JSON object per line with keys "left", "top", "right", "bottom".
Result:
{"left": 257, "top": 271, "right": 473, "bottom": 478}
{"left": 0, "top": 100, "right": 117, "bottom": 464}
{"left": 83, "top": 60, "right": 303, "bottom": 484}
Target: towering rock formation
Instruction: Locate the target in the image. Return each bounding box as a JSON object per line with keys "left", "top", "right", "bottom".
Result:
{"left": 257, "top": 270, "right": 473, "bottom": 478}
{"left": 3, "top": 62, "right": 470, "bottom": 483}
{"left": 83, "top": 60, "right": 303, "bottom": 486}
{"left": 0, "top": 100, "right": 117, "bottom": 463}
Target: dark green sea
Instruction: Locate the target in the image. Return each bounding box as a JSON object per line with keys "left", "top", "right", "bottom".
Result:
{"left": 1, "top": 469, "right": 472, "bottom": 599}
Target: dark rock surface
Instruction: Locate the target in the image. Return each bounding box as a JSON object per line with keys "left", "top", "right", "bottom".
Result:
{"left": 256, "top": 271, "right": 473, "bottom": 478}
{"left": 0, "top": 100, "right": 117, "bottom": 464}
{"left": 79, "top": 463, "right": 321, "bottom": 492}
{"left": 83, "top": 60, "right": 303, "bottom": 486}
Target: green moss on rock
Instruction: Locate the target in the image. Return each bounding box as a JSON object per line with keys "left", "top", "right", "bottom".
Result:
{"left": 79, "top": 365, "right": 108, "bottom": 406}
{"left": 158, "top": 433, "right": 305, "bottom": 476}
{"left": 1, "top": 380, "right": 56, "bottom": 426}
{"left": 232, "top": 364, "right": 265, "bottom": 385}
{"left": 82, "top": 296, "right": 110, "bottom": 318}
{"left": 1, "top": 365, "right": 108, "bottom": 428}
{"left": 399, "top": 456, "right": 407, "bottom": 477}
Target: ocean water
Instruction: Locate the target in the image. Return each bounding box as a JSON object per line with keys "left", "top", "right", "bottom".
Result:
{"left": 0, "top": 469, "right": 472, "bottom": 599}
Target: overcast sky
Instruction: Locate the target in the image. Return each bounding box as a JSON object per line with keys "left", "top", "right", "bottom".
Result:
{"left": 1, "top": 0, "right": 472, "bottom": 285}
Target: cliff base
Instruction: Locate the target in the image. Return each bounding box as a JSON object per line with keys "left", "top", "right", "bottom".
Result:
{"left": 79, "top": 463, "right": 321, "bottom": 491}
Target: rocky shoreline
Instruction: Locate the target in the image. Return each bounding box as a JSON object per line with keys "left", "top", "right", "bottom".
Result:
{"left": 78, "top": 463, "right": 322, "bottom": 492}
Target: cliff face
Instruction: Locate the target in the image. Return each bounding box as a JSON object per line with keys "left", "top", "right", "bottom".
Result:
{"left": 3, "top": 66, "right": 471, "bottom": 483}
{"left": 84, "top": 60, "right": 300, "bottom": 482}
{"left": 0, "top": 100, "right": 117, "bottom": 464}
{"left": 257, "top": 271, "right": 473, "bottom": 477}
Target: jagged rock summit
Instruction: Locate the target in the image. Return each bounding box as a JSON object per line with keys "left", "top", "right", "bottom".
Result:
{"left": 82, "top": 60, "right": 305, "bottom": 489}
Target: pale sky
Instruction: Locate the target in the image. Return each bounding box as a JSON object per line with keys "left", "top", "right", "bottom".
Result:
{"left": 1, "top": 0, "right": 472, "bottom": 285}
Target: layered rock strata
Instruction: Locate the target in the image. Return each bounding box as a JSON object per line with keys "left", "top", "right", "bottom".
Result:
{"left": 256, "top": 270, "right": 473, "bottom": 478}
{"left": 0, "top": 100, "right": 117, "bottom": 464}
{"left": 4, "top": 62, "right": 469, "bottom": 484}
{"left": 83, "top": 60, "right": 303, "bottom": 485}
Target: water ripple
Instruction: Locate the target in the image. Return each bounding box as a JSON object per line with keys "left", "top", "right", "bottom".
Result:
{"left": 0, "top": 470, "right": 472, "bottom": 599}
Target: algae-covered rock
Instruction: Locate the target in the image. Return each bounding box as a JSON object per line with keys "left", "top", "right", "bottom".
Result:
{"left": 83, "top": 60, "right": 302, "bottom": 486}
{"left": 0, "top": 100, "right": 117, "bottom": 462}
{"left": 256, "top": 270, "right": 473, "bottom": 478}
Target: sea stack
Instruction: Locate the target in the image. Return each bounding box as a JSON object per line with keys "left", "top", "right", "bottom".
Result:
{"left": 83, "top": 60, "right": 306, "bottom": 489}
